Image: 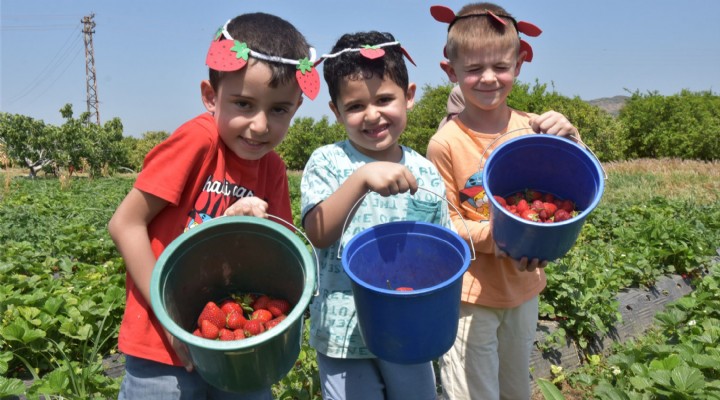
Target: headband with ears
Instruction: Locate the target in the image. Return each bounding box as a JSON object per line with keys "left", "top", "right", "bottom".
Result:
{"left": 430, "top": 5, "right": 541, "bottom": 62}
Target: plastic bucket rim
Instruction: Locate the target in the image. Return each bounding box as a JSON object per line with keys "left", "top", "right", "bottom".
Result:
{"left": 150, "top": 215, "right": 315, "bottom": 351}
{"left": 341, "top": 221, "right": 471, "bottom": 295}
{"left": 483, "top": 134, "right": 605, "bottom": 224}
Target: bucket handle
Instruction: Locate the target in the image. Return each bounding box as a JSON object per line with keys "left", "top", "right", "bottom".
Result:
{"left": 266, "top": 214, "right": 321, "bottom": 296}
{"left": 479, "top": 127, "right": 608, "bottom": 180}
{"left": 336, "top": 187, "right": 476, "bottom": 261}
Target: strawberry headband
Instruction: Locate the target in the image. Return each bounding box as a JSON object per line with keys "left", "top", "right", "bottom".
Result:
{"left": 205, "top": 19, "right": 321, "bottom": 100}
{"left": 320, "top": 41, "right": 417, "bottom": 67}
{"left": 430, "top": 5, "right": 542, "bottom": 62}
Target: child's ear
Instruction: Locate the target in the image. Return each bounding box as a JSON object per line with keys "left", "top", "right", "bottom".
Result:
{"left": 328, "top": 100, "right": 342, "bottom": 122}
{"left": 405, "top": 82, "right": 417, "bottom": 110}
{"left": 200, "top": 80, "right": 217, "bottom": 113}
{"left": 440, "top": 61, "right": 458, "bottom": 83}
{"left": 515, "top": 53, "right": 526, "bottom": 77}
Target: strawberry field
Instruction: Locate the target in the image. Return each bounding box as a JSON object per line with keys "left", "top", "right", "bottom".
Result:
{"left": 1, "top": 159, "right": 720, "bottom": 399}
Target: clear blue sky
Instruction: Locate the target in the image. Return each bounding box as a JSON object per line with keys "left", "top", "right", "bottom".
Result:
{"left": 2, "top": 0, "right": 719, "bottom": 137}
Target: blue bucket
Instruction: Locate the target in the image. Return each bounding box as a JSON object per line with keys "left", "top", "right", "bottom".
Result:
{"left": 483, "top": 135, "right": 604, "bottom": 261}
{"left": 341, "top": 221, "right": 471, "bottom": 364}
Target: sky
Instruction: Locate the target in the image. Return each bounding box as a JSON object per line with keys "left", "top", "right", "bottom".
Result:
{"left": 2, "top": 0, "right": 719, "bottom": 138}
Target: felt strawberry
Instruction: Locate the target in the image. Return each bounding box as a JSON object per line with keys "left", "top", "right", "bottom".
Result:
{"left": 206, "top": 40, "right": 248, "bottom": 72}
{"left": 295, "top": 58, "right": 320, "bottom": 100}
{"left": 252, "top": 309, "right": 273, "bottom": 323}
{"left": 200, "top": 319, "right": 220, "bottom": 339}
{"left": 266, "top": 298, "right": 291, "bottom": 318}
{"left": 197, "top": 301, "right": 226, "bottom": 330}
{"left": 226, "top": 310, "right": 247, "bottom": 330}
{"left": 218, "top": 328, "right": 235, "bottom": 341}
{"left": 359, "top": 45, "right": 385, "bottom": 60}
{"left": 244, "top": 319, "right": 266, "bottom": 337}
{"left": 220, "top": 299, "right": 243, "bottom": 315}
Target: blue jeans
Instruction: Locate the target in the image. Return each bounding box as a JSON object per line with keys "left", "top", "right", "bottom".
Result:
{"left": 317, "top": 352, "right": 437, "bottom": 400}
{"left": 118, "top": 354, "right": 273, "bottom": 400}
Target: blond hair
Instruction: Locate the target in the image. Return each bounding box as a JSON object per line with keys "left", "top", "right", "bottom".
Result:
{"left": 445, "top": 2, "right": 520, "bottom": 61}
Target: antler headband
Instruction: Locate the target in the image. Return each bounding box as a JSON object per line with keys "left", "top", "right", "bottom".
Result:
{"left": 205, "top": 20, "right": 321, "bottom": 100}
{"left": 430, "top": 5, "right": 542, "bottom": 62}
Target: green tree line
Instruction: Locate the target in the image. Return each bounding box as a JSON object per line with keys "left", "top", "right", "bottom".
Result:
{"left": 2, "top": 83, "right": 718, "bottom": 176}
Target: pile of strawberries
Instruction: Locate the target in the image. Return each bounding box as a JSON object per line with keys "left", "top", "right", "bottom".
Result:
{"left": 192, "top": 293, "right": 292, "bottom": 341}
{"left": 493, "top": 189, "right": 579, "bottom": 223}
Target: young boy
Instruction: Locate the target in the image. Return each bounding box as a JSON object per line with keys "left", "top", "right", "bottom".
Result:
{"left": 108, "top": 12, "right": 319, "bottom": 399}
{"left": 300, "top": 31, "right": 449, "bottom": 400}
{"left": 427, "top": 3, "right": 579, "bottom": 399}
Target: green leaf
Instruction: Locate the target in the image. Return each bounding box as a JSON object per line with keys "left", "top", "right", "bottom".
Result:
{"left": 536, "top": 379, "right": 565, "bottom": 400}
{"left": 671, "top": 365, "right": 705, "bottom": 392}
{"left": 648, "top": 369, "right": 672, "bottom": 387}
{"left": 0, "top": 376, "right": 26, "bottom": 397}
{"left": 43, "top": 296, "right": 64, "bottom": 315}
{"left": 628, "top": 375, "right": 653, "bottom": 390}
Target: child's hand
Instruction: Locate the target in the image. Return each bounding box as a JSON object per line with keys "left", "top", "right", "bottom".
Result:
{"left": 494, "top": 244, "right": 548, "bottom": 272}
{"left": 360, "top": 162, "right": 418, "bottom": 197}
{"left": 529, "top": 111, "right": 579, "bottom": 140}
{"left": 164, "top": 329, "right": 194, "bottom": 372}
{"left": 224, "top": 197, "right": 269, "bottom": 218}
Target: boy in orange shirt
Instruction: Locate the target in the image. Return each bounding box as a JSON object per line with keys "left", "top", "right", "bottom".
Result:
{"left": 426, "top": 3, "right": 578, "bottom": 399}
{"left": 108, "top": 12, "right": 319, "bottom": 399}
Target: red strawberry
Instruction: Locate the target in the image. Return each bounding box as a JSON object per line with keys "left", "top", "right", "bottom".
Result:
{"left": 252, "top": 295, "right": 271, "bottom": 311}
{"left": 200, "top": 319, "right": 220, "bottom": 339}
{"left": 220, "top": 299, "right": 242, "bottom": 315}
{"left": 531, "top": 200, "right": 545, "bottom": 212}
{"left": 252, "top": 309, "right": 273, "bottom": 323}
{"left": 554, "top": 209, "right": 572, "bottom": 222}
{"left": 192, "top": 328, "right": 203, "bottom": 337}
{"left": 525, "top": 189, "right": 542, "bottom": 202}
{"left": 265, "top": 315, "right": 287, "bottom": 330}
{"left": 359, "top": 45, "right": 385, "bottom": 60}
{"left": 197, "top": 301, "right": 226, "bottom": 330}
{"left": 295, "top": 58, "right": 320, "bottom": 100}
{"left": 205, "top": 40, "right": 248, "bottom": 72}
{"left": 244, "top": 319, "right": 266, "bottom": 337}
{"left": 218, "top": 328, "right": 235, "bottom": 341}
{"left": 520, "top": 209, "right": 539, "bottom": 222}
{"left": 266, "top": 298, "right": 291, "bottom": 317}
{"left": 560, "top": 199, "right": 575, "bottom": 213}
{"left": 226, "top": 310, "right": 247, "bottom": 330}
{"left": 516, "top": 199, "right": 529, "bottom": 213}
{"left": 543, "top": 192, "right": 555, "bottom": 203}
{"left": 543, "top": 202, "right": 558, "bottom": 217}
{"left": 233, "top": 329, "right": 246, "bottom": 340}
{"left": 395, "top": 287, "right": 414, "bottom": 291}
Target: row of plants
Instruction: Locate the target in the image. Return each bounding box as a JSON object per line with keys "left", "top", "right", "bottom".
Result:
{"left": 1, "top": 161, "right": 719, "bottom": 398}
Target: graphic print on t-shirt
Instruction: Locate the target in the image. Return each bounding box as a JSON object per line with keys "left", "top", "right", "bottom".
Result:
{"left": 185, "top": 174, "right": 255, "bottom": 231}
{"left": 459, "top": 171, "right": 490, "bottom": 222}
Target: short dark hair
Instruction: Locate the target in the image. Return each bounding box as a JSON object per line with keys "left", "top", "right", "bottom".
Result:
{"left": 208, "top": 13, "right": 311, "bottom": 90}
{"left": 323, "top": 31, "right": 409, "bottom": 107}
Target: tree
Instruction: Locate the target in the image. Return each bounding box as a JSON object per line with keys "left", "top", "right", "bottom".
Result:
{"left": 0, "top": 112, "right": 56, "bottom": 177}
{"left": 121, "top": 130, "right": 169, "bottom": 172}
{"left": 276, "top": 116, "right": 345, "bottom": 170}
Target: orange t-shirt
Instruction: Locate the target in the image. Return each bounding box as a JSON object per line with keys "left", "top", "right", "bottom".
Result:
{"left": 118, "top": 113, "right": 292, "bottom": 365}
{"left": 426, "top": 109, "right": 546, "bottom": 308}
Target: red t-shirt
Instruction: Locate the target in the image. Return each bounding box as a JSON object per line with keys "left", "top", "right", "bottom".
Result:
{"left": 118, "top": 113, "right": 292, "bottom": 365}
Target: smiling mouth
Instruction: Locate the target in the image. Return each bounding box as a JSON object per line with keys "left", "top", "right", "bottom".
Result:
{"left": 363, "top": 124, "right": 389, "bottom": 136}
{"left": 242, "top": 137, "right": 266, "bottom": 147}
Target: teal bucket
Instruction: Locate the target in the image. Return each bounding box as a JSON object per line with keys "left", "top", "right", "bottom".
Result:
{"left": 341, "top": 221, "right": 471, "bottom": 364}
{"left": 150, "top": 216, "right": 315, "bottom": 393}
{"left": 483, "top": 135, "right": 605, "bottom": 261}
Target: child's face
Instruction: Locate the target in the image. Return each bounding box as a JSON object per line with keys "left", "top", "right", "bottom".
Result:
{"left": 201, "top": 61, "right": 303, "bottom": 161}
{"left": 442, "top": 44, "right": 522, "bottom": 113}
{"left": 329, "top": 75, "right": 415, "bottom": 161}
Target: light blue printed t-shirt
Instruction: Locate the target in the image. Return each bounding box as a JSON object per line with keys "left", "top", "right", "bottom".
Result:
{"left": 300, "top": 140, "right": 453, "bottom": 359}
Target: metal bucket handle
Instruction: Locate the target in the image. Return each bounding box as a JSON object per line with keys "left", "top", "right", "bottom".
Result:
{"left": 336, "top": 187, "right": 476, "bottom": 261}
{"left": 479, "top": 127, "right": 608, "bottom": 180}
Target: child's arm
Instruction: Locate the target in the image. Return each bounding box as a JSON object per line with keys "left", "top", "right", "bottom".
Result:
{"left": 108, "top": 189, "right": 194, "bottom": 370}
{"left": 303, "top": 162, "right": 418, "bottom": 248}
{"left": 529, "top": 111, "right": 579, "bottom": 139}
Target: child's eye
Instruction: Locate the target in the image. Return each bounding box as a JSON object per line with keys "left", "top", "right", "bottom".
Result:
{"left": 271, "top": 106, "right": 289, "bottom": 115}
{"left": 346, "top": 103, "right": 364, "bottom": 112}
{"left": 377, "top": 96, "right": 394, "bottom": 105}
{"left": 234, "top": 100, "right": 251, "bottom": 109}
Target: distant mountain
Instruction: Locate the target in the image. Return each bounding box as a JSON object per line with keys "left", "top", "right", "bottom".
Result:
{"left": 586, "top": 95, "right": 629, "bottom": 116}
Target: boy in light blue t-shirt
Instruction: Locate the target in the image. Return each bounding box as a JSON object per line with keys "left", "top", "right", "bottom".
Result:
{"left": 300, "top": 31, "right": 451, "bottom": 400}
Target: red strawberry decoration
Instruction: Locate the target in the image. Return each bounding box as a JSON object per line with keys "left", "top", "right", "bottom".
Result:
{"left": 296, "top": 57, "right": 320, "bottom": 100}
{"left": 206, "top": 40, "right": 249, "bottom": 72}
{"left": 360, "top": 45, "right": 385, "bottom": 60}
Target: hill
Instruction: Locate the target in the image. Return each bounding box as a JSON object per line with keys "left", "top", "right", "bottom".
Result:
{"left": 586, "top": 95, "right": 629, "bottom": 116}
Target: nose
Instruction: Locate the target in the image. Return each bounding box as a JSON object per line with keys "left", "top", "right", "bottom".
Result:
{"left": 479, "top": 68, "right": 495, "bottom": 83}
{"left": 364, "top": 105, "right": 381, "bottom": 123}
{"left": 250, "top": 111, "right": 269, "bottom": 135}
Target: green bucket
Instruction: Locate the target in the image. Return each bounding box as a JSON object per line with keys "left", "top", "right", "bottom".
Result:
{"left": 150, "top": 216, "right": 315, "bottom": 393}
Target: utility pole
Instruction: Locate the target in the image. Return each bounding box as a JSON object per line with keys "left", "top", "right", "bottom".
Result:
{"left": 82, "top": 14, "right": 100, "bottom": 125}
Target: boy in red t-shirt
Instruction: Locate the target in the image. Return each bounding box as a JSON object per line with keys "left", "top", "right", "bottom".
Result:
{"left": 108, "top": 12, "right": 319, "bottom": 399}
